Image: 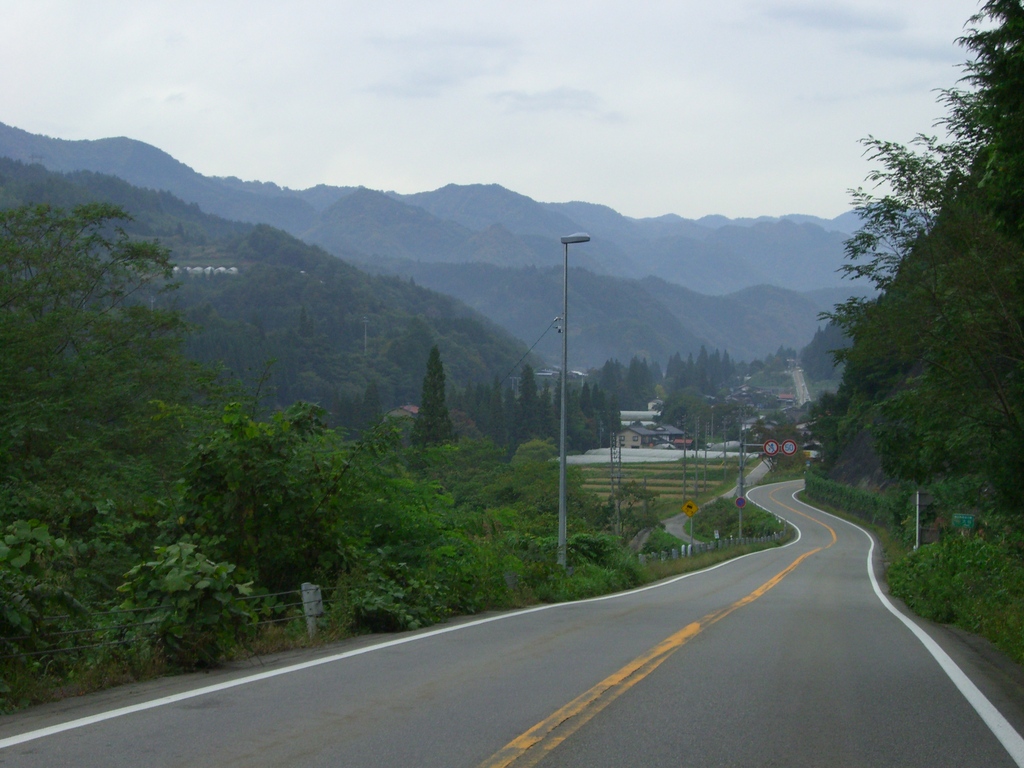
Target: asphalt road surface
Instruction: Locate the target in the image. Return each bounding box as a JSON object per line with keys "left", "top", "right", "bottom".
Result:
{"left": 3, "top": 480, "right": 1024, "bottom": 767}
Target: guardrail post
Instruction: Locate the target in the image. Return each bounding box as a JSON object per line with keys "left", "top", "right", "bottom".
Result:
{"left": 301, "top": 582, "right": 324, "bottom": 639}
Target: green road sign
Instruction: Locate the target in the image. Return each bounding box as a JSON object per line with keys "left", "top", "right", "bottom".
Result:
{"left": 951, "top": 513, "right": 976, "bottom": 529}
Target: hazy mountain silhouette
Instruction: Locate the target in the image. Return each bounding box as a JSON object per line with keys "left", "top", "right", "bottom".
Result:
{"left": 0, "top": 121, "right": 867, "bottom": 363}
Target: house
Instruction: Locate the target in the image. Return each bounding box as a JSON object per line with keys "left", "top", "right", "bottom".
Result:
{"left": 386, "top": 404, "right": 419, "bottom": 420}
{"left": 618, "top": 423, "right": 686, "bottom": 449}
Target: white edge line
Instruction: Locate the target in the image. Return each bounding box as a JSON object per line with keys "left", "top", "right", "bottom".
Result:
{"left": 1, "top": 517, "right": 801, "bottom": 750}
{"left": 779, "top": 484, "right": 1024, "bottom": 768}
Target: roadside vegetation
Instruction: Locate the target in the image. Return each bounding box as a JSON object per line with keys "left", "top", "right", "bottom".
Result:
{"left": 0, "top": 201, "right": 797, "bottom": 712}
{"left": 803, "top": 472, "right": 1024, "bottom": 665}
{"left": 800, "top": 3, "right": 1024, "bottom": 667}
{"left": 642, "top": 498, "right": 791, "bottom": 579}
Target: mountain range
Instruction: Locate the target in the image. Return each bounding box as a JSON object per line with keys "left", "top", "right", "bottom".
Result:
{"left": 0, "top": 156, "right": 539, "bottom": 416}
{"left": 0, "top": 120, "right": 866, "bottom": 366}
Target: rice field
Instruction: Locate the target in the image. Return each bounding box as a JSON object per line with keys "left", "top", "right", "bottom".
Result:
{"left": 578, "top": 455, "right": 741, "bottom": 520}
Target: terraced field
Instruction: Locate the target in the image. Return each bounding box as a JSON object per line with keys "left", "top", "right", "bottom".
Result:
{"left": 579, "top": 456, "right": 739, "bottom": 520}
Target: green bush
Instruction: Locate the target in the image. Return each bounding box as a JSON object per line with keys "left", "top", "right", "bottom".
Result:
{"left": 0, "top": 521, "right": 76, "bottom": 643}
{"left": 691, "top": 498, "right": 784, "bottom": 540}
{"left": 642, "top": 527, "right": 684, "bottom": 555}
{"left": 888, "top": 537, "right": 1024, "bottom": 663}
{"left": 118, "top": 539, "right": 256, "bottom": 668}
{"left": 349, "top": 566, "right": 449, "bottom": 633}
{"left": 803, "top": 471, "right": 926, "bottom": 545}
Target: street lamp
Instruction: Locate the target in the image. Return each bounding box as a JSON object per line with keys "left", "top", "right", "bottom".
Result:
{"left": 558, "top": 232, "right": 590, "bottom": 568}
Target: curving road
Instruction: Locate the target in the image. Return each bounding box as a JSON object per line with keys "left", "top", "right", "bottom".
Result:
{"left": 3, "top": 480, "right": 1024, "bottom": 766}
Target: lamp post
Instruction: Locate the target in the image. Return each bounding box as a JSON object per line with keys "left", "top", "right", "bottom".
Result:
{"left": 558, "top": 232, "right": 590, "bottom": 568}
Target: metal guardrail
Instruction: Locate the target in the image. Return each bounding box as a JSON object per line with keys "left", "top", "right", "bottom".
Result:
{"left": 638, "top": 530, "right": 787, "bottom": 564}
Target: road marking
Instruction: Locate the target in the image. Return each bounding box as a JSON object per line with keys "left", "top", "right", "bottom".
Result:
{"left": 0, "top": 525, "right": 799, "bottom": 751}
{"left": 763, "top": 484, "right": 836, "bottom": 547}
{"left": 860, "top": 533, "right": 1024, "bottom": 766}
{"left": 769, "top": 482, "right": 1024, "bottom": 768}
{"left": 477, "top": 546, "right": 822, "bottom": 768}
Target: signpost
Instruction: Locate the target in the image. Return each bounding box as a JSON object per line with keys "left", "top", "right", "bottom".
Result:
{"left": 763, "top": 439, "right": 780, "bottom": 456}
{"left": 735, "top": 497, "right": 746, "bottom": 508}
{"left": 952, "top": 513, "right": 976, "bottom": 530}
{"left": 682, "top": 500, "right": 698, "bottom": 548}
{"left": 781, "top": 439, "right": 798, "bottom": 456}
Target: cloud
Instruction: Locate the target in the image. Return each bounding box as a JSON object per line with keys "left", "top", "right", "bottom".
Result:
{"left": 490, "top": 87, "right": 622, "bottom": 120}
{"left": 364, "top": 30, "right": 518, "bottom": 98}
{"left": 762, "top": 3, "right": 905, "bottom": 33}
{"left": 365, "top": 71, "right": 470, "bottom": 99}
{"left": 757, "top": 2, "right": 962, "bottom": 66}
{"left": 859, "top": 37, "right": 963, "bottom": 65}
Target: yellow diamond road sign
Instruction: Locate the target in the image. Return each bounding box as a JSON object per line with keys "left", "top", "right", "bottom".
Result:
{"left": 682, "top": 500, "right": 699, "bottom": 517}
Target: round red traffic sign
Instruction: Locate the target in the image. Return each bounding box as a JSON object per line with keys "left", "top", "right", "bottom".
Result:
{"left": 763, "top": 439, "right": 780, "bottom": 456}
{"left": 736, "top": 496, "right": 746, "bottom": 508}
{"left": 781, "top": 439, "right": 798, "bottom": 456}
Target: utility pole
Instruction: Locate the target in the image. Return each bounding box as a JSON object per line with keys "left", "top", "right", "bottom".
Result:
{"left": 694, "top": 416, "right": 701, "bottom": 496}
{"left": 362, "top": 316, "right": 368, "bottom": 355}
{"left": 681, "top": 418, "right": 688, "bottom": 504}
{"left": 610, "top": 436, "right": 622, "bottom": 536}
{"left": 703, "top": 420, "right": 709, "bottom": 493}
{"left": 737, "top": 422, "right": 745, "bottom": 538}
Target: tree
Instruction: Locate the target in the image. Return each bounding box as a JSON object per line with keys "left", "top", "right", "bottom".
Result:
{"left": 956, "top": 0, "right": 1024, "bottom": 237}
{"left": 800, "top": 324, "right": 850, "bottom": 382}
{"left": 359, "top": 380, "right": 382, "bottom": 431}
{"left": 624, "top": 356, "right": 655, "bottom": 408}
{"left": 0, "top": 202, "right": 203, "bottom": 503}
{"left": 515, "top": 365, "right": 541, "bottom": 444}
{"left": 411, "top": 346, "right": 454, "bottom": 447}
{"left": 511, "top": 438, "right": 558, "bottom": 466}
{"left": 823, "top": 2, "right": 1024, "bottom": 510}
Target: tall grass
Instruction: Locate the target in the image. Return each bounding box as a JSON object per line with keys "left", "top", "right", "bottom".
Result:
{"left": 888, "top": 538, "right": 1024, "bottom": 664}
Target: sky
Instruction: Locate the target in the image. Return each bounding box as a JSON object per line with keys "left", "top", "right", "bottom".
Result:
{"left": 0, "top": 1, "right": 984, "bottom": 220}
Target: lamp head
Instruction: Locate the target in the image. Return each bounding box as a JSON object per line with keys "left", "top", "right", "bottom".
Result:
{"left": 560, "top": 233, "right": 591, "bottom": 245}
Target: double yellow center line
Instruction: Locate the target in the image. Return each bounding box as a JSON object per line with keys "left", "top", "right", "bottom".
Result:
{"left": 479, "top": 486, "right": 836, "bottom": 768}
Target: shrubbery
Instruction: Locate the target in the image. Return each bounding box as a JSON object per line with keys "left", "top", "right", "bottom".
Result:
{"left": 888, "top": 538, "right": 1024, "bottom": 664}
{"left": 804, "top": 471, "right": 911, "bottom": 533}
{"left": 118, "top": 539, "right": 256, "bottom": 668}
{"left": 692, "top": 497, "right": 785, "bottom": 541}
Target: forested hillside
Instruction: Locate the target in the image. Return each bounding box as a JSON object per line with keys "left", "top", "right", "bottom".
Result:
{"left": 0, "top": 195, "right": 646, "bottom": 710}
{"left": 0, "top": 157, "right": 534, "bottom": 420}
{"left": 0, "top": 120, "right": 865, "bottom": 368}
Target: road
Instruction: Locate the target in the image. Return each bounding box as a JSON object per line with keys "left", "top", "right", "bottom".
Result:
{"left": 3, "top": 480, "right": 1024, "bottom": 767}
{"left": 792, "top": 365, "right": 812, "bottom": 406}
{"left": 662, "top": 457, "right": 771, "bottom": 539}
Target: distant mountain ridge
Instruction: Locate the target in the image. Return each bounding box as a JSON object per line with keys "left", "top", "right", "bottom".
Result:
{"left": 0, "top": 121, "right": 866, "bottom": 364}
{"left": 0, "top": 121, "right": 859, "bottom": 288}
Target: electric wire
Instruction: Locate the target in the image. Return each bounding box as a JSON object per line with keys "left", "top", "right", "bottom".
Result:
{"left": 499, "top": 316, "right": 560, "bottom": 385}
